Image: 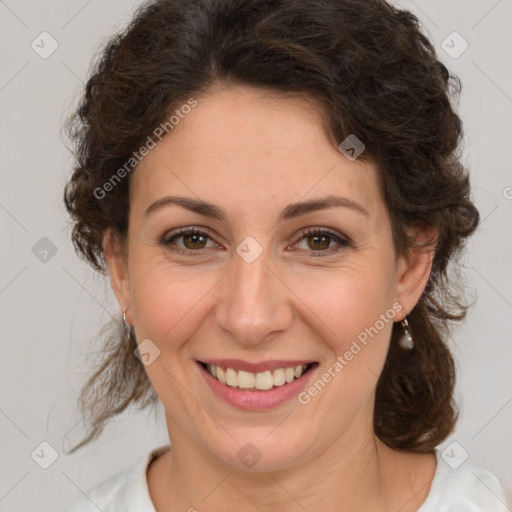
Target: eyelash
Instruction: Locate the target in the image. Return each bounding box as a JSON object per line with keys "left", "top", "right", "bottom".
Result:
{"left": 161, "top": 227, "right": 351, "bottom": 258}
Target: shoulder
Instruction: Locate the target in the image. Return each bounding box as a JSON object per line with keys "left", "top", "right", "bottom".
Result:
{"left": 60, "top": 445, "right": 171, "bottom": 512}
{"left": 419, "top": 448, "right": 510, "bottom": 511}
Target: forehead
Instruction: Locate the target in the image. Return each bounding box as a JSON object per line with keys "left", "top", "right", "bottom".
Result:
{"left": 131, "top": 85, "right": 382, "bottom": 220}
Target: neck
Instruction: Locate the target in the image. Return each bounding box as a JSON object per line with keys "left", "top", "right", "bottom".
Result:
{"left": 148, "top": 415, "right": 431, "bottom": 512}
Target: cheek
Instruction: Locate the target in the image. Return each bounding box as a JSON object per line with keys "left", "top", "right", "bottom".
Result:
{"left": 297, "top": 263, "right": 398, "bottom": 350}
{"left": 128, "top": 262, "right": 219, "bottom": 350}
{"left": 292, "top": 256, "right": 399, "bottom": 408}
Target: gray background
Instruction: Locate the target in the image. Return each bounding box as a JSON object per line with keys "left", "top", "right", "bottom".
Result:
{"left": 0, "top": 0, "right": 511, "bottom": 510}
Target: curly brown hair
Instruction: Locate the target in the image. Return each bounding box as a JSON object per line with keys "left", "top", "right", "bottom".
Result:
{"left": 63, "top": 0, "right": 479, "bottom": 454}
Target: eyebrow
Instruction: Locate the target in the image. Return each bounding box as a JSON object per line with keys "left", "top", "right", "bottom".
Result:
{"left": 143, "top": 194, "right": 369, "bottom": 222}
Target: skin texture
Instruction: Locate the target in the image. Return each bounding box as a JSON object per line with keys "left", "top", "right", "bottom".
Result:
{"left": 105, "top": 84, "right": 437, "bottom": 511}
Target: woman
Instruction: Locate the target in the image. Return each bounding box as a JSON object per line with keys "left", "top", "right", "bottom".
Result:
{"left": 61, "top": 0, "right": 508, "bottom": 510}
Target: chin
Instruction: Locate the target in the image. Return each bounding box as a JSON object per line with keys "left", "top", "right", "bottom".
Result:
{"left": 203, "top": 424, "right": 316, "bottom": 473}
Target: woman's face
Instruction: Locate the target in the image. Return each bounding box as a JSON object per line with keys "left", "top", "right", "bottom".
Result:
{"left": 107, "top": 84, "right": 432, "bottom": 471}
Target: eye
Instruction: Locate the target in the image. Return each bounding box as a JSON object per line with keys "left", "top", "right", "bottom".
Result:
{"left": 161, "top": 228, "right": 218, "bottom": 256}
{"left": 292, "top": 228, "right": 351, "bottom": 257}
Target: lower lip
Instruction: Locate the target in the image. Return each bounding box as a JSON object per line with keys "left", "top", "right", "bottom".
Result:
{"left": 198, "top": 362, "right": 316, "bottom": 411}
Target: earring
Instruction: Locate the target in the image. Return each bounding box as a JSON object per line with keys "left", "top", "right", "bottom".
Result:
{"left": 399, "top": 316, "right": 414, "bottom": 349}
{"left": 122, "top": 309, "right": 132, "bottom": 337}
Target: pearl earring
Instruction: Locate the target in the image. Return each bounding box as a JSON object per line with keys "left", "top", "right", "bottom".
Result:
{"left": 399, "top": 316, "right": 414, "bottom": 349}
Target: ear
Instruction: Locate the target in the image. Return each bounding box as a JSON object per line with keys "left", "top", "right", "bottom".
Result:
{"left": 103, "top": 228, "right": 132, "bottom": 323}
{"left": 394, "top": 224, "right": 437, "bottom": 318}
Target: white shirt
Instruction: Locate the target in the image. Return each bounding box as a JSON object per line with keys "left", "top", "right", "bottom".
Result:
{"left": 61, "top": 444, "right": 509, "bottom": 511}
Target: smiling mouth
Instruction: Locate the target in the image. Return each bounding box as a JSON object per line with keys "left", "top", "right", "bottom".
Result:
{"left": 199, "top": 362, "right": 317, "bottom": 391}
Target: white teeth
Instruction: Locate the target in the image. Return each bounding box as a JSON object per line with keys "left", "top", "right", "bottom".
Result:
{"left": 255, "top": 371, "right": 273, "bottom": 390}
{"left": 272, "top": 368, "right": 285, "bottom": 386}
{"left": 237, "top": 370, "right": 255, "bottom": 389}
{"left": 225, "top": 368, "right": 238, "bottom": 388}
{"left": 205, "top": 363, "right": 309, "bottom": 390}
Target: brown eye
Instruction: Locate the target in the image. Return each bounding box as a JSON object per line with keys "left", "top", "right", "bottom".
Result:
{"left": 182, "top": 232, "right": 208, "bottom": 250}
{"left": 162, "top": 228, "right": 217, "bottom": 256}
{"left": 306, "top": 233, "right": 332, "bottom": 251}
{"left": 293, "top": 228, "right": 351, "bottom": 257}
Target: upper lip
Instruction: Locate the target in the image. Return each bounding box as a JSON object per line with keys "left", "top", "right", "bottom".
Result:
{"left": 199, "top": 359, "right": 316, "bottom": 373}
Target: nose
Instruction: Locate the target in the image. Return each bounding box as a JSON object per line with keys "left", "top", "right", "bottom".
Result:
{"left": 214, "top": 248, "right": 293, "bottom": 346}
